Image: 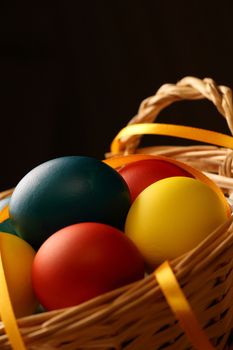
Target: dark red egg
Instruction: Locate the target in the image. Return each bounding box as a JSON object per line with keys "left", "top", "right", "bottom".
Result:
{"left": 118, "top": 158, "right": 193, "bottom": 202}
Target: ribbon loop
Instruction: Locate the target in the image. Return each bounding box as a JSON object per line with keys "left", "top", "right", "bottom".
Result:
{"left": 111, "top": 123, "right": 233, "bottom": 154}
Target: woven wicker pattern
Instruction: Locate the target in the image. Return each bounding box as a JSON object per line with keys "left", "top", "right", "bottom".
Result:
{"left": 1, "top": 77, "right": 233, "bottom": 349}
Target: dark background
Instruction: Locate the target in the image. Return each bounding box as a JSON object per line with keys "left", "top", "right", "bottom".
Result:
{"left": 1, "top": 1, "right": 233, "bottom": 190}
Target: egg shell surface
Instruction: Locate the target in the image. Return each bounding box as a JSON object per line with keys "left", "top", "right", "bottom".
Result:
{"left": 125, "top": 176, "right": 228, "bottom": 268}
{"left": 9, "top": 156, "right": 131, "bottom": 249}
{"left": 118, "top": 158, "right": 193, "bottom": 202}
{"left": 32, "top": 222, "right": 145, "bottom": 310}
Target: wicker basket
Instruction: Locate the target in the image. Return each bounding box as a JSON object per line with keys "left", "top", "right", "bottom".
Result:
{"left": 1, "top": 76, "right": 233, "bottom": 350}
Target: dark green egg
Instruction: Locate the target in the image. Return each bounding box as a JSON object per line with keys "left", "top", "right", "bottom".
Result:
{"left": 9, "top": 156, "right": 130, "bottom": 249}
{"left": 0, "top": 218, "right": 19, "bottom": 236}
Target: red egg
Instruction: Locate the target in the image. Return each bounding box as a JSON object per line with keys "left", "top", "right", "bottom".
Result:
{"left": 32, "top": 222, "right": 144, "bottom": 310}
{"left": 118, "top": 159, "right": 193, "bottom": 202}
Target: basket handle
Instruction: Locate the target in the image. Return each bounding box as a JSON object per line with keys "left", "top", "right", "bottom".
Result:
{"left": 111, "top": 76, "right": 233, "bottom": 155}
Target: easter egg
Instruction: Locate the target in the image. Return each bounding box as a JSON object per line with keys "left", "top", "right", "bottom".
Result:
{"left": 0, "top": 218, "right": 19, "bottom": 236}
{"left": 9, "top": 156, "right": 130, "bottom": 249}
{"left": 0, "top": 233, "right": 37, "bottom": 317}
{"left": 118, "top": 159, "right": 193, "bottom": 201}
{"left": 32, "top": 222, "right": 145, "bottom": 310}
{"left": 125, "top": 177, "right": 228, "bottom": 268}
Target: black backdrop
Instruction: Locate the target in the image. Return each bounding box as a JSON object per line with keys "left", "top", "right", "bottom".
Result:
{"left": 1, "top": 1, "right": 233, "bottom": 190}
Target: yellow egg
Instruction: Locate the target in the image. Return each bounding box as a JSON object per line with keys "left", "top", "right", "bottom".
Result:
{"left": 125, "top": 177, "right": 228, "bottom": 268}
{"left": 0, "top": 232, "right": 37, "bottom": 317}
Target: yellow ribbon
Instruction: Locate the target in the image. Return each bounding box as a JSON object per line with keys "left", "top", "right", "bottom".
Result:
{"left": 0, "top": 205, "right": 10, "bottom": 223}
{"left": 0, "top": 236, "right": 26, "bottom": 350}
{"left": 155, "top": 261, "right": 215, "bottom": 350}
{"left": 111, "top": 123, "right": 233, "bottom": 154}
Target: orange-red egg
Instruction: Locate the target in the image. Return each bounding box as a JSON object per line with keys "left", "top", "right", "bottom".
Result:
{"left": 32, "top": 222, "right": 144, "bottom": 310}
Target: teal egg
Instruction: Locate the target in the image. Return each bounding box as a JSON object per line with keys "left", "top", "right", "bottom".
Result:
{"left": 9, "top": 156, "right": 130, "bottom": 249}
{"left": 0, "top": 218, "right": 19, "bottom": 236}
